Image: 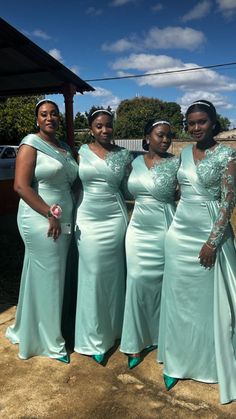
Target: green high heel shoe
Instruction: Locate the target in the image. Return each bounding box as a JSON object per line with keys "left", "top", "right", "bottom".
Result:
{"left": 128, "top": 353, "right": 142, "bottom": 369}
{"left": 144, "top": 345, "right": 157, "bottom": 353}
{"left": 56, "top": 354, "right": 70, "bottom": 364}
{"left": 92, "top": 354, "right": 105, "bottom": 364}
{"left": 163, "top": 374, "right": 178, "bottom": 391}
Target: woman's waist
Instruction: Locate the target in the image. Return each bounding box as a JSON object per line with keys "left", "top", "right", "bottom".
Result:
{"left": 134, "top": 195, "right": 175, "bottom": 205}
{"left": 180, "top": 193, "right": 218, "bottom": 203}
{"left": 18, "top": 200, "right": 74, "bottom": 222}
{"left": 81, "top": 188, "right": 121, "bottom": 201}
{"left": 33, "top": 184, "right": 73, "bottom": 195}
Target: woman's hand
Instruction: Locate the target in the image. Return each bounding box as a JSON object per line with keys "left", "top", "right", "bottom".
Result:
{"left": 47, "top": 217, "right": 61, "bottom": 240}
{"left": 198, "top": 242, "right": 216, "bottom": 269}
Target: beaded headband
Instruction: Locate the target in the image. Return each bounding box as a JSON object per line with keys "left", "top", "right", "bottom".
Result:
{"left": 90, "top": 109, "right": 112, "bottom": 117}
{"left": 152, "top": 120, "right": 170, "bottom": 127}
{"left": 191, "top": 101, "right": 211, "bottom": 108}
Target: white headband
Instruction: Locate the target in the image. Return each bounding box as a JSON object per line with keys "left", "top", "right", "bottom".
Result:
{"left": 91, "top": 109, "right": 112, "bottom": 117}
{"left": 152, "top": 120, "right": 170, "bottom": 127}
{"left": 192, "top": 101, "right": 211, "bottom": 108}
{"left": 36, "top": 99, "right": 57, "bottom": 108}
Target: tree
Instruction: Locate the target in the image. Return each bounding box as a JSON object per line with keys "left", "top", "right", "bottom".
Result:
{"left": 74, "top": 112, "right": 88, "bottom": 130}
{"left": 114, "top": 97, "right": 183, "bottom": 139}
{"left": 217, "top": 113, "right": 231, "bottom": 132}
{"left": 0, "top": 96, "right": 67, "bottom": 144}
{"left": 0, "top": 96, "right": 41, "bottom": 144}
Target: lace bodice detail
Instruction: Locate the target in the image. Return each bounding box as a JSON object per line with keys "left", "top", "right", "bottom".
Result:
{"left": 150, "top": 156, "right": 180, "bottom": 202}
{"left": 105, "top": 147, "right": 132, "bottom": 198}
{"left": 105, "top": 147, "right": 132, "bottom": 182}
{"left": 196, "top": 144, "right": 236, "bottom": 247}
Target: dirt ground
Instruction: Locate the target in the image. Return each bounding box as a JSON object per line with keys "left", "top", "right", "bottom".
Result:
{"left": 1, "top": 214, "right": 236, "bottom": 418}
{"left": 1, "top": 304, "right": 236, "bottom": 419}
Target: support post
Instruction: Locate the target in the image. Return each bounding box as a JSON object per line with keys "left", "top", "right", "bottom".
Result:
{"left": 62, "top": 83, "right": 77, "bottom": 148}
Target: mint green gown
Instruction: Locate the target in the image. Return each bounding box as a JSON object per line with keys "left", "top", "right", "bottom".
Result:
{"left": 74, "top": 144, "right": 131, "bottom": 356}
{"left": 158, "top": 144, "right": 236, "bottom": 404}
{"left": 120, "top": 154, "right": 179, "bottom": 354}
{"left": 6, "top": 134, "right": 78, "bottom": 360}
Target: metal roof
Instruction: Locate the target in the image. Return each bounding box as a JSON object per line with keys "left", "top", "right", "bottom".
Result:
{"left": 0, "top": 17, "right": 94, "bottom": 97}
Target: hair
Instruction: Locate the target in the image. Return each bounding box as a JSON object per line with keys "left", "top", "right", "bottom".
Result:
{"left": 144, "top": 118, "right": 171, "bottom": 137}
{"left": 35, "top": 99, "right": 59, "bottom": 117}
{"left": 185, "top": 100, "right": 221, "bottom": 136}
{"left": 87, "top": 109, "right": 113, "bottom": 127}
{"left": 142, "top": 118, "right": 171, "bottom": 151}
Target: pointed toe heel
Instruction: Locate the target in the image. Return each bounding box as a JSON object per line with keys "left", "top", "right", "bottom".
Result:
{"left": 163, "top": 374, "right": 178, "bottom": 391}
{"left": 92, "top": 354, "right": 105, "bottom": 364}
{"left": 144, "top": 345, "right": 157, "bottom": 353}
{"left": 56, "top": 354, "right": 70, "bottom": 364}
{"left": 128, "top": 353, "right": 142, "bottom": 369}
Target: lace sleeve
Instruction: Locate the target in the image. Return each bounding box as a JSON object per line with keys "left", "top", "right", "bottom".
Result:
{"left": 120, "top": 152, "right": 134, "bottom": 200}
{"left": 207, "top": 156, "right": 236, "bottom": 248}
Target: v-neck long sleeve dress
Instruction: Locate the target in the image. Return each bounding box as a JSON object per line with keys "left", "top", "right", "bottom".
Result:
{"left": 120, "top": 154, "right": 179, "bottom": 354}
{"left": 158, "top": 144, "right": 236, "bottom": 404}
{"left": 6, "top": 134, "right": 78, "bottom": 360}
{"left": 74, "top": 144, "right": 131, "bottom": 356}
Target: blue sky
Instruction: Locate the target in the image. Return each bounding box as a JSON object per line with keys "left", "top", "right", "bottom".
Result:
{"left": 2, "top": 0, "right": 236, "bottom": 126}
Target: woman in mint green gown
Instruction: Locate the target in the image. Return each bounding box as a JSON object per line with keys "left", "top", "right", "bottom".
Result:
{"left": 6, "top": 100, "right": 78, "bottom": 362}
{"left": 158, "top": 100, "right": 236, "bottom": 404}
{"left": 74, "top": 109, "right": 131, "bottom": 363}
{"left": 120, "top": 119, "right": 179, "bottom": 369}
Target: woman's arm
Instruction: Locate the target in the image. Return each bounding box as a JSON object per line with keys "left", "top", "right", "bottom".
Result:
{"left": 14, "top": 144, "right": 61, "bottom": 240}
{"left": 199, "top": 156, "right": 236, "bottom": 268}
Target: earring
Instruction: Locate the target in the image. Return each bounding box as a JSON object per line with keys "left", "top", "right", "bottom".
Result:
{"left": 142, "top": 139, "right": 149, "bottom": 151}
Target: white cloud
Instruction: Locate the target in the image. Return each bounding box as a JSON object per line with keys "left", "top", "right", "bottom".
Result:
{"left": 86, "top": 7, "right": 103, "bottom": 16}
{"left": 49, "top": 49, "right": 64, "bottom": 63}
{"left": 144, "top": 27, "right": 205, "bottom": 50}
{"left": 70, "top": 65, "right": 79, "bottom": 74}
{"left": 33, "top": 29, "right": 51, "bottom": 40}
{"left": 111, "top": 53, "right": 236, "bottom": 93}
{"left": 182, "top": 1, "right": 212, "bottom": 22}
{"left": 102, "top": 39, "right": 136, "bottom": 53}
{"left": 102, "top": 26, "right": 205, "bottom": 52}
{"left": 178, "top": 91, "right": 234, "bottom": 114}
{"left": 112, "top": 54, "right": 182, "bottom": 71}
{"left": 84, "top": 86, "right": 120, "bottom": 110}
{"left": 151, "top": 3, "right": 163, "bottom": 12}
{"left": 110, "top": 0, "right": 137, "bottom": 6}
{"left": 216, "top": 0, "right": 236, "bottom": 17}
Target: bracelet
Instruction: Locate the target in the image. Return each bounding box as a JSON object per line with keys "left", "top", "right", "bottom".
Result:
{"left": 47, "top": 204, "right": 62, "bottom": 219}
{"left": 205, "top": 242, "right": 216, "bottom": 251}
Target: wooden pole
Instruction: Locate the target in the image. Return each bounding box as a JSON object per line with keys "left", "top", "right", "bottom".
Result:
{"left": 62, "top": 83, "right": 77, "bottom": 149}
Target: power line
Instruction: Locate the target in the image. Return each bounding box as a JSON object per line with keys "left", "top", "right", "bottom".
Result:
{"left": 85, "top": 61, "right": 236, "bottom": 82}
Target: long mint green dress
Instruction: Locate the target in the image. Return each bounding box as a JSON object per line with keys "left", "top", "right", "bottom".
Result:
{"left": 120, "top": 154, "right": 179, "bottom": 354}
{"left": 6, "top": 134, "right": 78, "bottom": 360}
{"left": 158, "top": 144, "right": 236, "bottom": 404}
{"left": 74, "top": 144, "right": 131, "bottom": 356}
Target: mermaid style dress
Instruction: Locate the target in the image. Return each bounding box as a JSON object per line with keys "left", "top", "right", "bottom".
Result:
{"left": 74, "top": 144, "right": 131, "bottom": 357}
{"left": 6, "top": 134, "right": 78, "bottom": 360}
{"left": 158, "top": 144, "right": 236, "bottom": 404}
{"left": 120, "top": 154, "right": 179, "bottom": 355}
